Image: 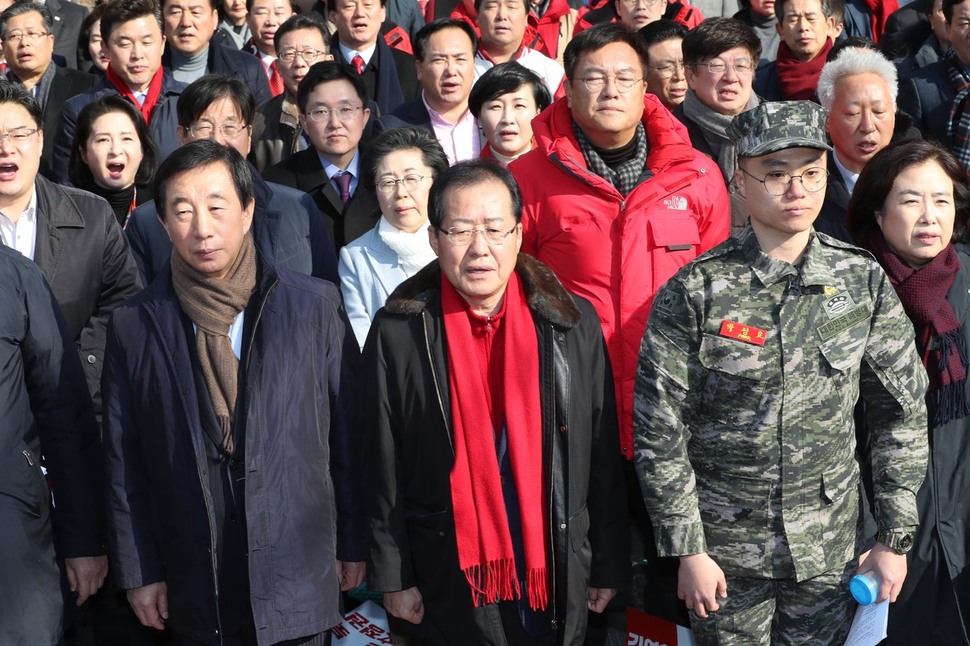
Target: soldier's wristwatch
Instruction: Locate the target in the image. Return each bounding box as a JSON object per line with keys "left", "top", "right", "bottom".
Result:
{"left": 876, "top": 530, "right": 915, "bottom": 555}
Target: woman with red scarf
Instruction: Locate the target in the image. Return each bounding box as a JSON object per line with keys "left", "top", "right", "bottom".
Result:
{"left": 847, "top": 139, "right": 970, "bottom": 645}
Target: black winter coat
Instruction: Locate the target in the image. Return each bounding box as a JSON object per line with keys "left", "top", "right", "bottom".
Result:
{"left": 885, "top": 244, "right": 970, "bottom": 644}
{"left": 362, "top": 254, "right": 629, "bottom": 645}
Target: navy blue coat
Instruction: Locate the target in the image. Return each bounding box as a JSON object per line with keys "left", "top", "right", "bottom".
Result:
{"left": 102, "top": 259, "right": 362, "bottom": 644}
{"left": 125, "top": 166, "right": 339, "bottom": 286}
{"left": 53, "top": 73, "right": 186, "bottom": 184}
{"left": 162, "top": 39, "right": 272, "bottom": 107}
{"left": 897, "top": 59, "right": 954, "bottom": 144}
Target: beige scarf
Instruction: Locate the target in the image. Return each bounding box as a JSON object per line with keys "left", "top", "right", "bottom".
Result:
{"left": 171, "top": 234, "right": 257, "bottom": 453}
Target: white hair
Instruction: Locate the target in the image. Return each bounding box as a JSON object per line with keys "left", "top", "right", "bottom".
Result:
{"left": 817, "top": 47, "right": 898, "bottom": 110}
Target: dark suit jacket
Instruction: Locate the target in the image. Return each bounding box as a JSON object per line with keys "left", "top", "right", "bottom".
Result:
{"left": 53, "top": 72, "right": 186, "bottom": 184}
{"left": 47, "top": 0, "right": 87, "bottom": 69}
{"left": 126, "top": 166, "right": 339, "bottom": 286}
{"left": 25, "top": 65, "right": 97, "bottom": 180}
{"left": 895, "top": 34, "right": 943, "bottom": 80}
{"left": 815, "top": 155, "right": 853, "bottom": 245}
{"left": 32, "top": 174, "right": 143, "bottom": 412}
{"left": 897, "top": 59, "right": 954, "bottom": 144}
{"left": 332, "top": 34, "right": 417, "bottom": 117}
{"left": 374, "top": 97, "right": 432, "bottom": 134}
{"left": 162, "top": 39, "right": 272, "bottom": 107}
{"left": 263, "top": 147, "right": 380, "bottom": 249}
{"left": 253, "top": 95, "right": 380, "bottom": 172}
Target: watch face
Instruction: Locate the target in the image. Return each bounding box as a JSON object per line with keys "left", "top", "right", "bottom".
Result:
{"left": 899, "top": 533, "right": 914, "bottom": 551}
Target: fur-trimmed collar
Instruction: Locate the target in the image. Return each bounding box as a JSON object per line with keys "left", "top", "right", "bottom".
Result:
{"left": 384, "top": 253, "right": 582, "bottom": 329}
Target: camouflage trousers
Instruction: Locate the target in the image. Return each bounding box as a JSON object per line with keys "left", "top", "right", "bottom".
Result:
{"left": 687, "top": 560, "right": 857, "bottom": 645}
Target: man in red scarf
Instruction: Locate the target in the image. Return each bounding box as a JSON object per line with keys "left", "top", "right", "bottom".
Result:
{"left": 52, "top": 0, "right": 186, "bottom": 184}
{"left": 363, "top": 160, "right": 628, "bottom": 644}
{"left": 753, "top": 0, "right": 837, "bottom": 100}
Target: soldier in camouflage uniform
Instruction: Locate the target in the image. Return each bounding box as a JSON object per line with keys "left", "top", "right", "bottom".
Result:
{"left": 633, "top": 101, "right": 930, "bottom": 644}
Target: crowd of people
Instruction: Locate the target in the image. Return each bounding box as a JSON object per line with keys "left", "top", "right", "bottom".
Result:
{"left": 2, "top": 0, "right": 969, "bottom": 643}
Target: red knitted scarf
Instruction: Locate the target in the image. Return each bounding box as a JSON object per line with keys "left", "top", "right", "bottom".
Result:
{"left": 865, "top": 233, "right": 970, "bottom": 426}
{"left": 442, "top": 272, "right": 549, "bottom": 611}
{"left": 106, "top": 64, "right": 164, "bottom": 126}
{"left": 775, "top": 38, "right": 833, "bottom": 101}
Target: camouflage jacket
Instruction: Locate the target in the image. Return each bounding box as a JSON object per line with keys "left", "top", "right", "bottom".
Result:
{"left": 633, "top": 226, "right": 929, "bottom": 581}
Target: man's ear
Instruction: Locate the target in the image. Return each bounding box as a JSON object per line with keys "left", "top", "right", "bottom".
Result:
{"left": 733, "top": 167, "right": 746, "bottom": 199}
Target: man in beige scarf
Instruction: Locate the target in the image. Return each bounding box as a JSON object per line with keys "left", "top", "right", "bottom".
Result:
{"left": 102, "top": 140, "right": 364, "bottom": 646}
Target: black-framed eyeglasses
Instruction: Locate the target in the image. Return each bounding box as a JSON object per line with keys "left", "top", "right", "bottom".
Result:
{"left": 305, "top": 106, "right": 363, "bottom": 122}
{"left": 376, "top": 175, "right": 430, "bottom": 194}
{"left": 739, "top": 167, "right": 828, "bottom": 196}
{"left": 574, "top": 74, "right": 645, "bottom": 93}
{"left": 437, "top": 226, "right": 517, "bottom": 246}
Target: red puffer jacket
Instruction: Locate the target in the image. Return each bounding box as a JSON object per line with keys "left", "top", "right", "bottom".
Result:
{"left": 510, "top": 93, "right": 729, "bottom": 459}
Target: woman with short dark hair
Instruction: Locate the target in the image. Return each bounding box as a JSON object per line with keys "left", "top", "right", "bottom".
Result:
{"left": 847, "top": 138, "right": 970, "bottom": 645}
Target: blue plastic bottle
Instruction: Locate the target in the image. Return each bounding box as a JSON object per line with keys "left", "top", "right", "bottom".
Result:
{"left": 850, "top": 573, "right": 879, "bottom": 605}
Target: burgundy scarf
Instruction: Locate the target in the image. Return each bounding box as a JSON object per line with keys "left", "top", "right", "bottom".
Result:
{"left": 442, "top": 272, "right": 549, "bottom": 611}
{"left": 775, "top": 38, "right": 833, "bottom": 101}
{"left": 106, "top": 64, "right": 164, "bottom": 126}
{"left": 864, "top": 232, "right": 970, "bottom": 426}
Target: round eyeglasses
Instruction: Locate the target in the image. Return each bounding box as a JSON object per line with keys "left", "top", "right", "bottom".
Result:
{"left": 740, "top": 167, "right": 828, "bottom": 196}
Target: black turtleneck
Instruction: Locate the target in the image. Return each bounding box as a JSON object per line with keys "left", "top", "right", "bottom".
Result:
{"left": 84, "top": 182, "right": 137, "bottom": 228}
{"left": 591, "top": 134, "right": 639, "bottom": 169}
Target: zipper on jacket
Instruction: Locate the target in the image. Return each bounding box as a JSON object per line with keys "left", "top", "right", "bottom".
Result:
{"left": 212, "top": 276, "right": 276, "bottom": 644}
{"left": 422, "top": 311, "right": 454, "bottom": 453}
{"left": 22, "top": 450, "right": 34, "bottom": 467}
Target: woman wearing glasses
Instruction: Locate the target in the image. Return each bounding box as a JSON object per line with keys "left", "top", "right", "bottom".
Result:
{"left": 338, "top": 127, "right": 449, "bottom": 348}
{"left": 847, "top": 139, "right": 970, "bottom": 645}
{"left": 68, "top": 95, "right": 157, "bottom": 228}
{"left": 674, "top": 17, "right": 762, "bottom": 234}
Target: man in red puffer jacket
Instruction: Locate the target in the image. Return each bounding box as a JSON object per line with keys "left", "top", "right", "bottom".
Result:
{"left": 511, "top": 23, "right": 728, "bottom": 628}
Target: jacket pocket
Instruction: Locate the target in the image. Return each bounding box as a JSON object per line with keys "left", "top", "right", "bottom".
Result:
{"left": 405, "top": 509, "right": 458, "bottom": 595}
{"left": 0, "top": 449, "right": 49, "bottom": 518}
{"left": 697, "top": 333, "right": 770, "bottom": 432}
{"left": 648, "top": 216, "right": 700, "bottom": 293}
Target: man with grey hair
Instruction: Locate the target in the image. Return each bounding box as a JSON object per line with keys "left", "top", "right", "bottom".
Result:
{"left": 815, "top": 46, "right": 898, "bottom": 242}
{"left": 1, "top": 2, "right": 95, "bottom": 178}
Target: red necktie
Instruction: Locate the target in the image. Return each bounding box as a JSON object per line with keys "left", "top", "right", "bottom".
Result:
{"left": 334, "top": 171, "right": 352, "bottom": 205}
{"left": 352, "top": 54, "right": 365, "bottom": 75}
{"left": 268, "top": 60, "right": 284, "bottom": 97}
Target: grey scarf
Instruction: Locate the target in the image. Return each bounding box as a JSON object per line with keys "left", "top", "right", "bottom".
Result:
{"left": 681, "top": 88, "right": 758, "bottom": 183}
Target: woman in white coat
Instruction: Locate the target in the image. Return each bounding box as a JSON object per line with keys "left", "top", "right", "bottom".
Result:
{"left": 339, "top": 127, "right": 450, "bottom": 348}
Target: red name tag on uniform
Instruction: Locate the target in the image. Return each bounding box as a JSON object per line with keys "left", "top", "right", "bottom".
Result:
{"left": 719, "top": 320, "right": 768, "bottom": 346}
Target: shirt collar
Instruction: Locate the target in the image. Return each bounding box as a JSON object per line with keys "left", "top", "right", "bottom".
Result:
{"left": 740, "top": 225, "right": 836, "bottom": 288}
{"left": 832, "top": 150, "right": 859, "bottom": 195}
{"left": 421, "top": 90, "right": 472, "bottom": 127}
{"left": 320, "top": 148, "right": 361, "bottom": 180}
{"left": 338, "top": 41, "right": 378, "bottom": 66}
